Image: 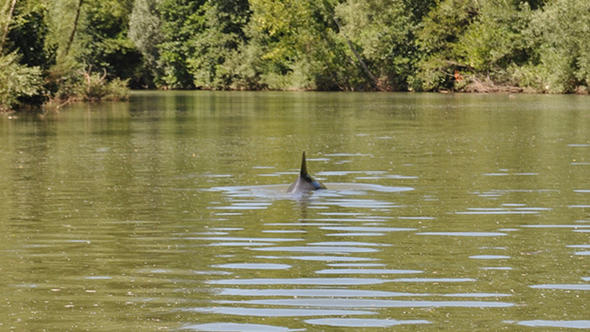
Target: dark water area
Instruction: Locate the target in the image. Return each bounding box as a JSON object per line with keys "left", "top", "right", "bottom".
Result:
{"left": 1, "top": 91, "right": 589, "bottom": 330}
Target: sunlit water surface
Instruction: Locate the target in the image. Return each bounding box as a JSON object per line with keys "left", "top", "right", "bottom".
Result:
{"left": 1, "top": 91, "right": 589, "bottom": 331}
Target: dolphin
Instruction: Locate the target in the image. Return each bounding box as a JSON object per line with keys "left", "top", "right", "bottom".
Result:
{"left": 287, "top": 152, "right": 327, "bottom": 193}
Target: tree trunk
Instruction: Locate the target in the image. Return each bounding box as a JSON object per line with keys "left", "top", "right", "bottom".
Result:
{"left": 0, "top": 0, "right": 18, "bottom": 54}
{"left": 332, "top": 17, "right": 383, "bottom": 91}
{"left": 63, "top": 0, "right": 83, "bottom": 57}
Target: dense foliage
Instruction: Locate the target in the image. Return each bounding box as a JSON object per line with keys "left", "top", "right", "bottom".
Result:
{"left": 0, "top": 52, "right": 43, "bottom": 111}
{"left": 1, "top": 0, "right": 589, "bottom": 111}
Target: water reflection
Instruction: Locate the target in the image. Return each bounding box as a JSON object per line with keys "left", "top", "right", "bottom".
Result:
{"left": 2, "top": 92, "right": 590, "bottom": 331}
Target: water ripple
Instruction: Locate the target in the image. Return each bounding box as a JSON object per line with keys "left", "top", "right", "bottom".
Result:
{"left": 208, "top": 277, "right": 475, "bottom": 286}
{"left": 392, "top": 278, "right": 476, "bottom": 283}
{"left": 250, "top": 246, "right": 379, "bottom": 253}
{"left": 417, "top": 232, "right": 506, "bottom": 237}
{"left": 181, "top": 307, "right": 375, "bottom": 317}
{"left": 215, "top": 288, "right": 510, "bottom": 298}
{"left": 212, "top": 263, "right": 291, "bottom": 270}
{"left": 207, "top": 278, "right": 389, "bottom": 286}
{"left": 308, "top": 241, "right": 390, "bottom": 247}
{"left": 218, "top": 298, "right": 514, "bottom": 308}
{"left": 315, "top": 269, "right": 423, "bottom": 275}
{"left": 530, "top": 284, "right": 590, "bottom": 290}
{"left": 207, "top": 242, "right": 274, "bottom": 247}
{"left": 521, "top": 224, "right": 590, "bottom": 229}
{"left": 304, "top": 318, "right": 431, "bottom": 327}
{"left": 257, "top": 255, "right": 378, "bottom": 262}
{"left": 515, "top": 320, "right": 590, "bottom": 329}
{"left": 325, "top": 232, "right": 386, "bottom": 237}
{"left": 469, "top": 255, "right": 511, "bottom": 260}
{"left": 186, "top": 237, "right": 301, "bottom": 242}
{"left": 216, "top": 288, "right": 426, "bottom": 297}
{"left": 180, "top": 322, "right": 299, "bottom": 332}
{"left": 320, "top": 226, "right": 417, "bottom": 232}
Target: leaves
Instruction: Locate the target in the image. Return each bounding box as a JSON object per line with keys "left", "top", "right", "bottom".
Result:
{"left": 0, "top": 52, "right": 43, "bottom": 111}
{"left": 3, "top": 0, "right": 590, "bottom": 112}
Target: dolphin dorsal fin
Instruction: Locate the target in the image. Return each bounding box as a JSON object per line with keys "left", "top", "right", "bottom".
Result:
{"left": 288, "top": 151, "right": 326, "bottom": 193}
{"left": 300, "top": 151, "right": 308, "bottom": 176}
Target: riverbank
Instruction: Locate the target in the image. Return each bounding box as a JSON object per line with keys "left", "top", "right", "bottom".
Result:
{"left": 4, "top": 83, "right": 590, "bottom": 115}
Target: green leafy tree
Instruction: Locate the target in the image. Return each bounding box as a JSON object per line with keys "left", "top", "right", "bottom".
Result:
{"left": 129, "top": 0, "right": 162, "bottom": 86}
{"left": 0, "top": 0, "right": 18, "bottom": 54}
{"left": 0, "top": 52, "right": 43, "bottom": 111}
{"left": 335, "top": 0, "right": 417, "bottom": 90}
{"left": 155, "top": 0, "right": 250, "bottom": 89}
{"left": 1, "top": 0, "right": 53, "bottom": 69}
{"left": 47, "top": 0, "right": 83, "bottom": 62}
{"left": 454, "top": 0, "right": 533, "bottom": 86}
{"left": 413, "top": 0, "right": 478, "bottom": 91}
{"left": 47, "top": 0, "right": 140, "bottom": 84}
{"left": 244, "top": 0, "right": 352, "bottom": 90}
{"left": 156, "top": 0, "right": 205, "bottom": 88}
{"left": 403, "top": 0, "right": 437, "bottom": 20}
{"left": 77, "top": 0, "right": 142, "bottom": 84}
{"left": 0, "top": 0, "right": 47, "bottom": 110}
{"left": 4, "top": 0, "right": 590, "bottom": 100}
{"left": 522, "top": 0, "right": 590, "bottom": 93}
{"left": 185, "top": 0, "right": 249, "bottom": 89}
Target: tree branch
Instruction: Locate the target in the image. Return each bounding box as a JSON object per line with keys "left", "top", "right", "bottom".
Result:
{"left": 64, "top": 0, "right": 83, "bottom": 57}
{"left": 0, "top": 0, "right": 18, "bottom": 55}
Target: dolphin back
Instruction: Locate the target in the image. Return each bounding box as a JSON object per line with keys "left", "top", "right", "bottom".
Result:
{"left": 288, "top": 152, "right": 326, "bottom": 193}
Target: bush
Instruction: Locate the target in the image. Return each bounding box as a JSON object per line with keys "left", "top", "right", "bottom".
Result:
{"left": 46, "top": 62, "right": 129, "bottom": 103}
{"left": 46, "top": 60, "right": 84, "bottom": 102}
{"left": 0, "top": 52, "right": 44, "bottom": 112}
{"left": 104, "top": 78, "right": 131, "bottom": 101}
{"left": 76, "top": 70, "right": 130, "bottom": 101}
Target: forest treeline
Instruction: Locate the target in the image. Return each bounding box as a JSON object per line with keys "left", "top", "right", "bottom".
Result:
{"left": 1, "top": 0, "right": 590, "bottom": 111}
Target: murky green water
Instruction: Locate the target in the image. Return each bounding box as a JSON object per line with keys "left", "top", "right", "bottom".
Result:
{"left": 1, "top": 91, "right": 589, "bottom": 331}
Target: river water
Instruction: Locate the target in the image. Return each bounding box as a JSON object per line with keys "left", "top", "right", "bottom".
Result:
{"left": 1, "top": 91, "right": 589, "bottom": 331}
